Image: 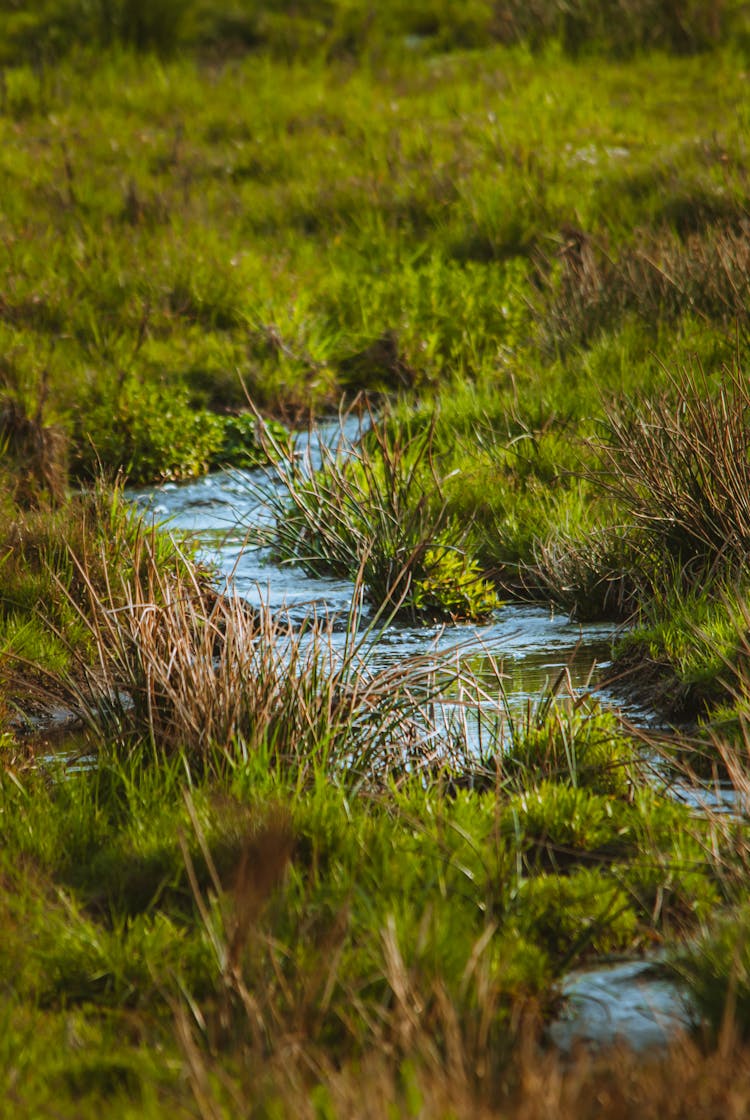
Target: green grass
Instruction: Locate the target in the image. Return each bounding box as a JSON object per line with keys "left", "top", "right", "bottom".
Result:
{"left": 0, "top": 713, "right": 728, "bottom": 1115}
{"left": 0, "top": 486, "right": 739, "bottom": 1112}
{"left": 0, "top": 42, "right": 749, "bottom": 482}
{"left": 1, "top": 0, "right": 743, "bottom": 62}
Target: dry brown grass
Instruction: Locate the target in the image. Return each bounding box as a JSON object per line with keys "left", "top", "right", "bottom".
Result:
{"left": 529, "top": 525, "right": 643, "bottom": 622}
{"left": 0, "top": 393, "right": 68, "bottom": 508}
{"left": 321, "top": 1036, "right": 750, "bottom": 1119}
{"left": 593, "top": 364, "right": 750, "bottom": 573}
{"left": 24, "top": 519, "right": 467, "bottom": 778}
{"left": 541, "top": 222, "right": 750, "bottom": 351}
{"left": 177, "top": 989, "right": 750, "bottom": 1119}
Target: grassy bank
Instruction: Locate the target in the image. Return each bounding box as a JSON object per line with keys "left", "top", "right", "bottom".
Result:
{"left": 0, "top": 36, "right": 748, "bottom": 473}
{"left": 2, "top": 513, "right": 750, "bottom": 1115}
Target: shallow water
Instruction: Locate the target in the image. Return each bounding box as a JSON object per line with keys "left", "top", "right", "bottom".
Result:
{"left": 126, "top": 425, "right": 697, "bottom": 1052}
{"left": 548, "top": 959, "right": 691, "bottom": 1052}
{"left": 128, "top": 417, "right": 651, "bottom": 722}
{"left": 129, "top": 451, "right": 621, "bottom": 721}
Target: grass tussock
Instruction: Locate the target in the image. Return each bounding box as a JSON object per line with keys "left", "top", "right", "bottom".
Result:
{"left": 500, "top": 684, "right": 638, "bottom": 797}
{"left": 0, "top": 392, "right": 68, "bottom": 507}
{"left": 258, "top": 407, "right": 500, "bottom": 624}
{"left": 542, "top": 222, "right": 750, "bottom": 352}
{"left": 595, "top": 364, "right": 750, "bottom": 576}
{"left": 652, "top": 717, "right": 750, "bottom": 1044}
{"left": 0, "top": 482, "right": 170, "bottom": 704}
{"left": 533, "top": 364, "right": 750, "bottom": 623}
{"left": 22, "top": 518, "right": 459, "bottom": 777}
{"left": 529, "top": 525, "right": 643, "bottom": 622}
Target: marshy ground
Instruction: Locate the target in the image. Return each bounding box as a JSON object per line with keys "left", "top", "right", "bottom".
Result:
{"left": 4, "top": 2, "right": 750, "bottom": 1115}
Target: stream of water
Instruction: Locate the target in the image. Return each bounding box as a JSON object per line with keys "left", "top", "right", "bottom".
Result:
{"left": 129, "top": 422, "right": 628, "bottom": 722}
{"left": 128, "top": 422, "right": 696, "bottom": 1051}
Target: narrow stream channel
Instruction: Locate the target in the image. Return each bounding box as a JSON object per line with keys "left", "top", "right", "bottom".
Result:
{"left": 128, "top": 421, "right": 695, "bottom": 1052}
{"left": 129, "top": 419, "right": 625, "bottom": 723}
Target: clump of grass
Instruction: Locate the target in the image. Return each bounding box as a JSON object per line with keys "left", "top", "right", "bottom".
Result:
{"left": 541, "top": 223, "right": 750, "bottom": 352}
{"left": 680, "top": 596, "right": 750, "bottom": 748}
{"left": 0, "top": 483, "right": 134, "bottom": 696}
{"left": 501, "top": 689, "right": 638, "bottom": 797}
{"left": 257, "top": 407, "right": 500, "bottom": 624}
{"left": 675, "top": 902, "right": 750, "bottom": 1043}
{"left": 529, "top": 524, "right": 643, "bottom": 621}
{"left": 581, "top": 363, "right": 750, "bottom": 714}
{"left": 25, "top": 517, "right": 458, "bottom": 778}
{"left": 606, "top": 579, "right": 744, "bottom": 718}
{"left": 594, "top": 364, "right": 750, "bottom": 574}
{"left": 666, "top": 710, "right": 750, "bottom": 1041}
{"left": 0, "top": 391, "right": 68, "bottom": 507}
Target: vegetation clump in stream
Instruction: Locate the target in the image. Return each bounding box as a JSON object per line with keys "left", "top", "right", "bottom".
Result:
{"left": 258, "top": 410, "right": 500, "bottom": 623}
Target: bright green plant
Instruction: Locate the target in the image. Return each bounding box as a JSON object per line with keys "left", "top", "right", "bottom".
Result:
{"left": 412, "top": 546, "right": 500, "bottom": 623}
{"left": 502, "top": 697, "right": 638, "bottom": 797}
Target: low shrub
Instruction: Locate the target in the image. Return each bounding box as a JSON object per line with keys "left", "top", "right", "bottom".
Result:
{"left": 71, "top": 376, "right": 286, "bottom": 484}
